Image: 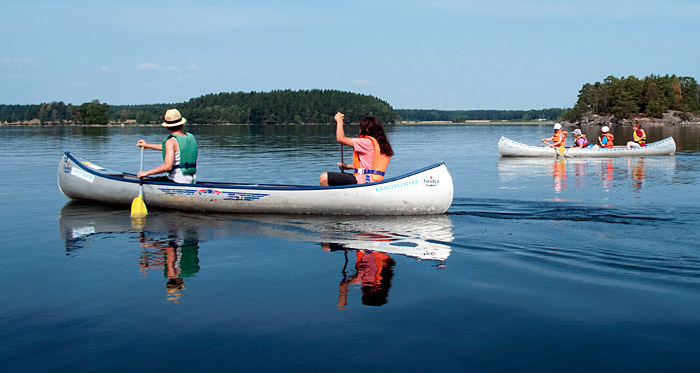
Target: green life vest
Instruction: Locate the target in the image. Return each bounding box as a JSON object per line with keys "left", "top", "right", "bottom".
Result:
{"left": 162, "top": 132, "right": 197, "bottom": 175}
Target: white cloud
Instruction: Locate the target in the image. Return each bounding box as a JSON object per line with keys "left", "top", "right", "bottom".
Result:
{"left": 136, "top": 62, "right": 162, "bottom": 71}
{"left": 1, "top": 56, "right": 36, "bottom": 67}
{"left": 353, "top": 79, "right": 374, "bottom": 86}
{"left": 135, "top": 62, "right": 184, "bottom": 73}
{"left": 99, "top": 66, "right": 114, "bottom": 72}
{"left": 186, "top": 65, "right": 199, "bottom": 71}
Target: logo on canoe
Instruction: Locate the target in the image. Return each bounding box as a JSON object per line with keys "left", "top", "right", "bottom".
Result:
{"left": 70, "top": 166, "right": 95, "bottom": 183}
{"left": 159, "top": 188, "right": 269, "bottom": 202}
{"left": 374, "top": 179, "right": 420, "bottom": 194}
{"left": 63, "top": 162, "right": 72, "bottom": 173}
{"left": 422, "top": 176, "right": 440, "bottom": 187}
{"left": 195, "top": 189, "right": 222, "bottom": 196}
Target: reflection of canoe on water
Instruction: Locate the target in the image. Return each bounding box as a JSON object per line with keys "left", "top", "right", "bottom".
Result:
{"left": 59, "top": 201, "right": 454, "bottom": 261}
{"left": 497, "top": 136, "right": 676, "bottom": 157}
{"left": 255, "top": 214, "right": 454, "bottom": 261}
{"left": 497, "top": 155, "right": 677, "bottom": 172}
{"left": 497, "top": 156, "right": 677, "bottom": 185}
{"left": 58, "top": 152, "right": 453, "bottom": 215}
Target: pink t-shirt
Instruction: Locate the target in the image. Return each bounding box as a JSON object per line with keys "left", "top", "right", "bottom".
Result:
{"left": 352, "top": 137, "right": 375, "bottom": 184}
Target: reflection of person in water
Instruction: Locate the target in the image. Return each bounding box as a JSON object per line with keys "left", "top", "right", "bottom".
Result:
{"left": 573, "top": 161, "right": 588, "bottom": 188}
{"left": 139, "top": 229, "right": 200, "bottom": 303}
{"left": 602, "top": 159, "right": 614, "bottom": 189}
{"left": 628, "top": 158, "right": 646, "bottom": 193}
{"left": 338, "top": 250, "right": 395, "bottom": 309}
{"left": 552, "top": 159, "right": 567, "bottom": 193}
{"left": 323, "top": 244, "right": 395, "bottom": 310}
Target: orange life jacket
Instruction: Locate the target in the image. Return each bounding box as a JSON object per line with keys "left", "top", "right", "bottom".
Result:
{"left": 552, "top": 130, "right": 567, "bottom": 147}
{"left": 353, "top": 135, "right": 391, "bottom": 183}
{"left": 601, "top": 133, "right": 614, "bottom": 148}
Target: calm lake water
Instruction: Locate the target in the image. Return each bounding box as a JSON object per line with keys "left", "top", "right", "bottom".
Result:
{"left": 2, "top": 123, "right": 700, "bottom": 371}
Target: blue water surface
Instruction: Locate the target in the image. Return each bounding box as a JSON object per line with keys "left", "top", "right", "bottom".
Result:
{"left": 1, "top": 123, "right": 699, "bottom": 371}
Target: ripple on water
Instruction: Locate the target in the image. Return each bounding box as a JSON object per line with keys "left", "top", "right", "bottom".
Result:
{"left": 447, "top": 198, "right": 700, "bottom": 284}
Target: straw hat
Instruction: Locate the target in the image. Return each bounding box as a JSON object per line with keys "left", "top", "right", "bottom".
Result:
{"left": 161, "top": 109, "right": 187, "bottom": 127}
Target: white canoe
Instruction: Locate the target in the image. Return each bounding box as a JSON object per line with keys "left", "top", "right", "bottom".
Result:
{"left": 497, "top": 136, "right": 676, "bottom": 157}
{"left": 58, "top": 152, "right": 454, "bottom": 215}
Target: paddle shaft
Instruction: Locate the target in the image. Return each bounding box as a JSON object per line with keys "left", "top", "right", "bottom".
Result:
{"left": 340, "top": 143, "right": 345, "bottom": 173}
{"left": 131, "top": 146, "right": 148, "bottom": 217}
{"left": 139, "top": 146, "right": 144, "bottom": 197}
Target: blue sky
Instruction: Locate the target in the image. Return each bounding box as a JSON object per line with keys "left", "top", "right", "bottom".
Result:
{"left": 2, "top": 0, "right": 698, "bottom": 109}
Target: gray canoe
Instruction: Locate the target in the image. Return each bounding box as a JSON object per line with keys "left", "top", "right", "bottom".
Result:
{"left": 58, "top": 152, "right": 454, "bottom": 216}
{"left": 497, "top": 136, "right": 676, "bottom": 157}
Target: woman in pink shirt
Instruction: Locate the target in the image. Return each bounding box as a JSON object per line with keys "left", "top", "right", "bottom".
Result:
{"left": 319, "top": 112, "right": 394, "bottom": 186}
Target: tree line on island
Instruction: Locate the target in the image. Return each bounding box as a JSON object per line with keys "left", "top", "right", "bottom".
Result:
{"left": 1, "top": 75, "right": 698, "bottom": 125}
{"left": 396, "top": 108, "right": 565, "bottom": 122}
{"left": 0, "top": 90, "right": 398, "bottom": 125}
{"left": 562, "top": 74, "right": 700, "bottom": 121}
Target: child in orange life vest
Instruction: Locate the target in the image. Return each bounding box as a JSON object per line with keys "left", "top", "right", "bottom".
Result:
{"left": 597, "top": 126, "right": 614, "bottom": 149}
{"left": 541, "top": 123, "right": 567, "bottom": 147}
{"left": 626, "top": 121, "right": 647, "bottom": 148}
{"left": 319, "top": 112, "right": 394, "bottom": 186}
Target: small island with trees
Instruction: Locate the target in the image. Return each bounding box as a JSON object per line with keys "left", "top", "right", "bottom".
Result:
{"left": 562, "top": 74, "right": 700, "bottom": 127}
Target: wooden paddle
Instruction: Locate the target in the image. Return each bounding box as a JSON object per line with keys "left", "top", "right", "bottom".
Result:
{"left": 130, "top": 146, "right": 148, "bottom": 217}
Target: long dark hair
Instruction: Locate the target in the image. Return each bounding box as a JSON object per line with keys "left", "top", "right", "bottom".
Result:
{"left": 358, "top": 117, "right": 394, "bottom": 156}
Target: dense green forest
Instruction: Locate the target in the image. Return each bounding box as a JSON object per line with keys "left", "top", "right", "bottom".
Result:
{"left": 0, "top": 90, "right": 398, "bottom": 125}
{"left": 396, "top": 108, "right": 566, "bottom": 122}
{"left": 0, "top": 100, "right": 112, "bottom": 125}
{"left": 562, "top": 74, "right": 700, "bottom": 120}
{"left": 178, "top": 90, "right": 397, "bottom": 124}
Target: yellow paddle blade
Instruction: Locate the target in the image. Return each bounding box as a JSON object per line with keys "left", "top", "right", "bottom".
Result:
{"left": 557, "top": 146, "right": 566, "bottom": 156}
{"left": 130, "top": 196, "right": 148, "bottom": 217}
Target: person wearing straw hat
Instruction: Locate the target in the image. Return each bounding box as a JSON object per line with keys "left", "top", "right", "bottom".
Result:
{"left": 136, "top": 108, "right": 198, "bottom": 183}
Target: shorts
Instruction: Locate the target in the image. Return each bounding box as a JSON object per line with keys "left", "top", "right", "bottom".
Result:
{"left": 327, "top": 172, "right": 357, "bottom": 186}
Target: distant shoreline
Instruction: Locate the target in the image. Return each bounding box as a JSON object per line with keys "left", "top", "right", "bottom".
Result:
{"left": 4, "top": 118, "right": 699, "bottom": 127}
{"left": 2, "top": 120, "right": 558, "bottom": 127}
{"left": 398, "top": 120, "right": 556, "bottom": 125}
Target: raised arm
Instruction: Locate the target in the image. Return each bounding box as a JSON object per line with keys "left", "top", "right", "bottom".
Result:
{"left": 335, "top": 112, "right": 354, "bottom": 147}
